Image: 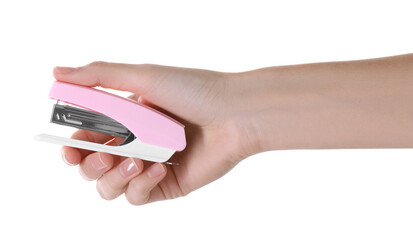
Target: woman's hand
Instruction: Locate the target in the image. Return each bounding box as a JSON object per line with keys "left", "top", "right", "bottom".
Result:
{"left": 55, "top": 62, "right": 258, "bottom": 205}
{"left": 55, "top": 54, "right": 413, "bottom": 205}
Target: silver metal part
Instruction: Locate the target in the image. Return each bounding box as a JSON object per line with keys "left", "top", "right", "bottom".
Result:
{"left": 165, "top": 162, "right": 179, "bottom": 166}
{"left": 47, "top": 102, "right": 180, "bottom": 163}
{"left": 51, "top": 103, "right": 133, "bottom": 139}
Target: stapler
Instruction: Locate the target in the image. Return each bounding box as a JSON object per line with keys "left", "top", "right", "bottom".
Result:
{"left": 35, "top": 81, "right": 186, "bottom": 163}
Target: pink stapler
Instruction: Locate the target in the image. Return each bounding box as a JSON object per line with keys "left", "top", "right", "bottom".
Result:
{"left": 35, "top": 81, "right": 186, "bottom": 163}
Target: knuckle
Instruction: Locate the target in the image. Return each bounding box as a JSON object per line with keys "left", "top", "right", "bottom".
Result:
{"left": 78, "top": 166, "right": 94, "bottom": 181}
{"left": 139, "top": 63, "right": 156, "bottom": 69}
{"left": 96, "top": 178, "right": 119, "bottom": 200}
{"left": 125, "top": 179, "right": 150, "bottom": 206}
{"left": 88, "top": 61, "right": 108, "bottom": 68}
{"left": 125, "top": 191, "right": 149, "bottom": 206}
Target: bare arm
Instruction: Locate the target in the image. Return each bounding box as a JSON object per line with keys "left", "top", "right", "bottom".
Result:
{"left": 232, "top": 54, "right": 413, "bottom": 153}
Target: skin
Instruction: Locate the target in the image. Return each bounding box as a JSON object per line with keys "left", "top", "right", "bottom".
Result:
{"left": 55, "top": 53, "right": 413, "bottom": 205}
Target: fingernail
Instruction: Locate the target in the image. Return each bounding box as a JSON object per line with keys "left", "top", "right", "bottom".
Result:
{"left": 54, "top": 66, "right": 75, "bottom": 73}
{"left": 119, "top": 158, "right": 140, "bottom": 178}
{"left": 61, "top": 149, "right": 74, "bottom": 166}
{"left": 147, "top": 163, "right": 165, "bottom": 178}
{"left": 91, "top": 152, "right": 107, "bottom": 170}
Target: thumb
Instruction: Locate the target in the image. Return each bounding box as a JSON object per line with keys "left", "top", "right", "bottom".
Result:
{"left": 53, "top": 61, "right": 154, "bottom": 95}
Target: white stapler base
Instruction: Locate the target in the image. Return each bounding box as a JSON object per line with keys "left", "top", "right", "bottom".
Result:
{"left": 35, "top": 134, "right": 175, "bottom": 163}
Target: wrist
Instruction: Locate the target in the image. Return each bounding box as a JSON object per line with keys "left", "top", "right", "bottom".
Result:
{"left": 223, "top": 69, "right": 291, "bottom": 156}
{"left": 225, "top": 65, "right": 329, "bottom": 155}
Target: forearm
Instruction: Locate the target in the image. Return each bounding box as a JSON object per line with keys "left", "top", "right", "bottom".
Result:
{"left": 231, "top": 54, "right": 413, "bottom": 153}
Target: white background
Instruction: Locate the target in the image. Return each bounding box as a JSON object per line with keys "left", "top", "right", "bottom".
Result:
{"left": 1, "top": 0, "right": 412, "bottom": 239}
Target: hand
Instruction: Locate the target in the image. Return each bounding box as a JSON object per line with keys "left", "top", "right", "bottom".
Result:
{"left": 54, "top": 62, "right": 258, "bottom": 205}
{"left": 54, "top": 54, "right": 413, "bottom": 205}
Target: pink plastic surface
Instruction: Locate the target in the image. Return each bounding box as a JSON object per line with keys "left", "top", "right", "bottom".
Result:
{"left": 49, "top": 81, "right": 186, "bottom": 151}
